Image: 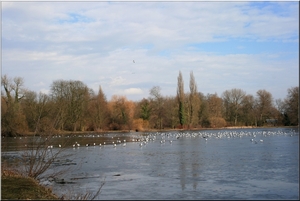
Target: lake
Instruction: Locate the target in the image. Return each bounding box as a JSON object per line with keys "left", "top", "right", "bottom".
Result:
{"left": 1, "top": 127, "right": 299, "bottom": 200}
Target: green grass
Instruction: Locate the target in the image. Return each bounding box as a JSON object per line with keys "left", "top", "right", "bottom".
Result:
{"left": 1, "top": 174, "right": 59, "bottom": 200}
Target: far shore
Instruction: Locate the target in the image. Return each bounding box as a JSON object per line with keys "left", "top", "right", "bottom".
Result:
{"left": 8, "top": 125, "right": 298, "bottom": 137}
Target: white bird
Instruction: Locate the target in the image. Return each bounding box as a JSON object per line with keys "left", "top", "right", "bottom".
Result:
{"left": 58, "top": 144, "right": 61, "bottom": 148}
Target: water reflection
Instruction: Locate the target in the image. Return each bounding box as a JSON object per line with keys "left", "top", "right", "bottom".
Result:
{"left": 1, "top": 127, "right": 299, "bottom": 200}
{"left": 178, "top": 137, "right": 202, "bottom": 191}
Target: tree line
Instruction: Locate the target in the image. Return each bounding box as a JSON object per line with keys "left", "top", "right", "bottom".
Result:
{"left": 1, "top": 73, "right": 298, "bottom": 136}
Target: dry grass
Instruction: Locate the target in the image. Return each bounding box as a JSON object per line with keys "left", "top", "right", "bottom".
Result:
{"left": 1, "top": 169, "right": 59, "bottom": 200}
{"left": 1, "top": 165, "right": 105, "bottom": 200}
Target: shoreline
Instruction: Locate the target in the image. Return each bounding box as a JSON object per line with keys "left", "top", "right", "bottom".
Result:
{"left": 1, "top": 169, "right": 60, "bottom": 200}
{"left": 9, "top": 125, "right": 298, "bottom": 137}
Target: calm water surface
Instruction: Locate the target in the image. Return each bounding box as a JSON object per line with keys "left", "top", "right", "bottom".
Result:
{"left": 1, "top": 127, "right": 299, "bottom": 200}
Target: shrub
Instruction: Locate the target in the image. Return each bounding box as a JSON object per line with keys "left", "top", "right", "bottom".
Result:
{"left": 208, "top": 117, "right": 227, "bottom": 128}
{"left": 133, "top": 118, "right": 144, "bottom": 131}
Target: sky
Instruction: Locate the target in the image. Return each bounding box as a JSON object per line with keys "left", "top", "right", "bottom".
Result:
{"left": 1, "top": 1, "right": 299, "bottom": 102}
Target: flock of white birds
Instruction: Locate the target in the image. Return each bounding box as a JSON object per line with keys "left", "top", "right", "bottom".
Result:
{"left": 54, "top": 129, "right": 297, "bottom": 149}
{"left": 10, "top": 129, "right": 297, "bottom": 150}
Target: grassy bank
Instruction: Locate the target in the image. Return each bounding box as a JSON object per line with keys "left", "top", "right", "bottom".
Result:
{"left": 1, "top": 169, "right": 59, "bottom": 200}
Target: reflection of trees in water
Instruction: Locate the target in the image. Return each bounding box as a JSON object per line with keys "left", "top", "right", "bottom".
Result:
{"left": 178, "top": 139, "right": 206, "bottom": 191}
{"left": 179, "top": 152, "right": 186, "bottom": 190}
{"left": 192, "top": 162, "right": 199, "bottom": 190}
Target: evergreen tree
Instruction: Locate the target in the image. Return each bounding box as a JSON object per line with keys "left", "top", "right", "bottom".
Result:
{"left": 177, "top": 71, "right": 185, "bottom": 127}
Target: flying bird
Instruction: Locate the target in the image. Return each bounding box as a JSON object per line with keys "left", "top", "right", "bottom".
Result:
{"left": 133, "top": 60, "right": 135, "bottom": 63}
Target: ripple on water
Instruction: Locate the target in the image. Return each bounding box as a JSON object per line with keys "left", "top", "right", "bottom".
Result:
{"left": 2, "top": 128, "right": 299, "bottom": 200}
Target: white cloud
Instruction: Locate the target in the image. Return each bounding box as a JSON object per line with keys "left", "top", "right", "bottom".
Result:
{"left": 1, "top": 2, "right": 298, "bottom": 101}
{"left": 124, "top": 88, "right": 143, "bottom": 95}
{"left": 3, "top": 2, "right": 298, "bottom": 45}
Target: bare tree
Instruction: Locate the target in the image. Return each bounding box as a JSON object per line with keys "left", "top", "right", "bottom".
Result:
{"left": 255, "top": 89, "right": 274, "bottom": 125}
{"left": 1, "top": 75, "right": 28, "bottom": 136}
{"left": 50, "top": 80, "right": 69, "bottom": 131}
{"left": 164, "top": 96, "right": 179, "bottom": 129}
{"left": 149, "top": 86, "right": 165, "bottom": 129}
{"left": 22, "top": 138, "right": 57, "bottom": 179}
{"left": 108, "top": 95, "right": 135, "bottom": 130}
{"left": 67, "top": 80, "right": 90, "bottom": 131}
{"left": 88, "top": 86, "right": 109, "bottom": 131}
{"left": 206, "top": 93, "right": 226, "bottom": 127}
{"left": 21, "top": 91, "right": 51, "bottom": 134}
{"left": 95, "top": 86, "right": 109, "bottom": 130}
{"left": 283, "top": 86, "right": 299, "bottom": 126}
{"left": 222, "top": 88, "right": 246, "bottom": 126}
{"left": 50, "top": 80, "right": 91, "bottom": 131}
{"left": 240, "top": 94, "right": 256, "bottom": 126}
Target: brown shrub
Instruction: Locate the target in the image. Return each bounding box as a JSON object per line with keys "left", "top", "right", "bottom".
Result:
{"left": 208, "top": 117, "right": 227, "bottom": 128}
{"left": 133, "top": 118, "right": 144, "bottom": 131}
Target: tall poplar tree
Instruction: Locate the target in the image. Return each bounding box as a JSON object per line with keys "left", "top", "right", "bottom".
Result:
{"left": 189, "top": 71, "right": 200, "bottom": 127}
{"left": 177, "top": 71, "right": 185, "bottom": 127}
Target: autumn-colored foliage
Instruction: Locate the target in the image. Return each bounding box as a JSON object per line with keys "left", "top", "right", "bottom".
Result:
{"left": 132, "top": 118, "right": 145, "bottom": 131}
{"left": 1, "top": 74, "right": 298, "bottom": 136}
{"left": 208, "top": 117, "right": 227, "bottom": 128}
